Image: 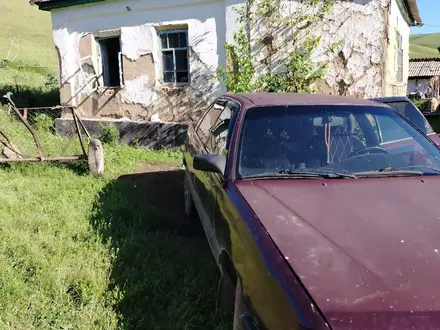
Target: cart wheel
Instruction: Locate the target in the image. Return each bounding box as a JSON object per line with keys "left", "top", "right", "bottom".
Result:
{"left": 88, "top": 139, "right": 104, "bottom": 176}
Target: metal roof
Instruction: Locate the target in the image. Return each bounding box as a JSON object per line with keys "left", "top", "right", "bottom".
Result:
{"left": 409, "top": 59, "right": 440, "bottom": 78}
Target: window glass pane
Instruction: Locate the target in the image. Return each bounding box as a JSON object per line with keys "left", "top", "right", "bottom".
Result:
{"left": 197, "top": 100, "right": 227, "bottom": 147}
{"left": 210, "top": 105, "right": 234, "bottom": 154}
{"left": 162, "top": 51, "right": 174, "bottom": 71}
{"left": 376, "top": 115, "right": 408, "bottom": 142}
{"left": 178, "top": 32, "right": 187, "bottom": 47}
{"left": 384, "top": 102, "right": 434, "bottom": 135}
{"left": 168, "top": 33, "right": 179, "bottom": 48}
{"left": 366, "top": 114, "right": 380, "bottom": 141}
{"left": 175, "top": 50, "right": 188, "bottom": 71}
{"left": 164, "top": 71, "right": 175, "bottom": 83}
{"left": 237, "top": 105, "right": 440, "bottom": 177}
{"left": 176, "top": 71, "right": 188, "bottom": 83}
{"left": 160, "top": 34, "right": 168, "bottom": 49}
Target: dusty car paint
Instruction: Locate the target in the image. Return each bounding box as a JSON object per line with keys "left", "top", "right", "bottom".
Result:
{"left": 184, "top": 94, "right": 330, "bottom": 329}
{"left": 184, "top": 93, "right": 440, "bottom": 330}
{"left": 236, "top": 176, "right": 440, "bottom": 329}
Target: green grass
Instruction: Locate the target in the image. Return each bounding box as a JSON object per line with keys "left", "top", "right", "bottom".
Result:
{"left": 410, "top": 33, "right": 440, "bottom": 59}
{"left": 0, "top": 108, "right": 230, "bottom": 328}
{"left": 0, "top": 3, "right": 230, "bottom": 328}
{"left": 0, "top": 138, "right": 229, "bottom": 329}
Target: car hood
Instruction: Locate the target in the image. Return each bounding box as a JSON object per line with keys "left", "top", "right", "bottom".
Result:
{"left": 235, "top": 176, "right": 440, "bottom": 329}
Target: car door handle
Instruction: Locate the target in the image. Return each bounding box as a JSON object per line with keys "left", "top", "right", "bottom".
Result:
{"left": 241, "top": 313, "right": 259, "bottom": 330}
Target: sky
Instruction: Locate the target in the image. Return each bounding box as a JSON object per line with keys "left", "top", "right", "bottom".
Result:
{"left": 410, "top": 0, "right": 440, "bottom": 35}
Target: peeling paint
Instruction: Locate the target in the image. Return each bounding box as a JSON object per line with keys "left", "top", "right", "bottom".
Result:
{"left": 49, "top": 0, "right": 229, "bottom": 122}
{"left": 121, "top": 75, "right": 157, "bottom": 106}
{"left": 121, "top": 25, "right": 154, "bottom": 60}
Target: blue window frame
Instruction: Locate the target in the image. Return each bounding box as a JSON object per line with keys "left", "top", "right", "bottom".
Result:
{"left": 158, "top": 30, "right": 189, "bottom": 84}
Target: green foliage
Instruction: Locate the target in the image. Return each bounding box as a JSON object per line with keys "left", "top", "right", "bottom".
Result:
{"left": 34, "top": 113, "right": 54, "bottom": 132}
{"left": 44, "top": 71, "right": 58, "bottom": 91}
{"left": 413, "top": 99, "right": 430, "bottom": 112}
{"left": 99, "top": 124, "right": 120, "bottom": 145}
{"left": 218, "top": 0, "right": 334, "bottom": 93}
{"left": 217, "top": 28, "right": 254, "bottom": 93}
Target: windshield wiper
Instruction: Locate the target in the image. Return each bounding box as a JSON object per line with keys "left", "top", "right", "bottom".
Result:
{"left": 279, "top": 169, "right": 357, "bottom": 179}
{"left": 354, "top": 168, "right": 424, "bottom": 177}
{"left": 243, "top": 169, "right": 357, "bottom": 180}
{"left": 244, "top": 171, "right": 322, "bottom": 179}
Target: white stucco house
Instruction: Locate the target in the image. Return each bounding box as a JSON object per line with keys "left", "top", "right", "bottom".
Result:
{"left": 408, "top": 58, "right": 440, "bottom": 98}
{"left": 33, "top": 0, "right": 422, "bottom": 124}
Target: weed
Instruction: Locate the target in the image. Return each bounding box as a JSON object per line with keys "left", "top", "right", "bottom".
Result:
{"left": 100, "top": 124, "right": 120, "bottom": 145}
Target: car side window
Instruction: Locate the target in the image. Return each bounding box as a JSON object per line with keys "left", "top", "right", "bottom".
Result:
{"left": 365, "top": 114, "right": 380, "bottom": 142}
{"left": 206, "top": 101, "right": 239, "bottom": 155}
{"left": 375, "top": 114, "right": 408, "bottom": 143}
{"left": 195, "top": 98, "right": 227, "bottom": 147}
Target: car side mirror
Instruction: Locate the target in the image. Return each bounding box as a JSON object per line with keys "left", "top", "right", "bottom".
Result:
{"left": 193, "top": 153, "right": 226, "bottom": 175}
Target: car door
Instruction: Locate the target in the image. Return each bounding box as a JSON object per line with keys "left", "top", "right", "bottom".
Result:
{"left": 204, "top": 100, "right": 239, "bottom": 253}
{"left": 184, "top": 97, "right": 228, "bottom": 251}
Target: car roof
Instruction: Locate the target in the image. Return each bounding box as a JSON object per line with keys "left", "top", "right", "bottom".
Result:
{"left": 224, "top": 92, "right": 390, "bottom": 108}
{"left": 370, "top": 96, "right": 410, "bottom": 103}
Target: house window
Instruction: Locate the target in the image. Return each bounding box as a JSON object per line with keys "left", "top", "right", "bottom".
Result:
{"left": 159, "top": 30, "right": 189, "bottom": 84}
{"left": 396, "top": 30, "right": 404, "bottom": 83}
{"left": 97, "top": 36, "right": 124, "bottom": 87}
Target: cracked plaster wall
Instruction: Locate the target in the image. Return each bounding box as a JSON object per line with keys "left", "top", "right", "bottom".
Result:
{"left": 384, "top": 0, "right": 411, "bottom": 96}
{"left": 250, "top": 0, "right": 410, "bottom": 98}
{"left": 49, "top": 0, "right": 244, "bottom": 123}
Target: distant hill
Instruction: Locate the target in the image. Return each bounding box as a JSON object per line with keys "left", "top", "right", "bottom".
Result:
{"left": 410, "top": 33, "right": 440, "bottom": 59}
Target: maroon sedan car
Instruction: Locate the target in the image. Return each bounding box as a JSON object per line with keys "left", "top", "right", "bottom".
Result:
{"left": 182, "top": 93, "right": 440, "bottom": 330}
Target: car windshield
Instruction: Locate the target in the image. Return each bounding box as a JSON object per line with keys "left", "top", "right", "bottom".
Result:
{"left": 383, "top": 101, "right": 434, "bottom": 134}
{"left": 237, "top": 105, "right": 440, "bottom": 179}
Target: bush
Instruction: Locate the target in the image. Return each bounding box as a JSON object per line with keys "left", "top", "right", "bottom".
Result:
{"left": 99, "top": 124, "right": 120, "bottom": 145}
{"left": 413, "top": 99, "right": 430, "bottom": 112}
{"left": 34, "top": 113, "right": 54, "bottom": 132}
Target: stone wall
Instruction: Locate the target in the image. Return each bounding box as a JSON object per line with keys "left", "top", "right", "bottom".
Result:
{"left": 55, "top": 118, "right": 188, "bottom": 149}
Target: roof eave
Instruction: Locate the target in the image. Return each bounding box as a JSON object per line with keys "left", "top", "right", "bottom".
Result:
{"left": 400, "top": 0, "right": 423, "bottom": 26}
{"left": 35, "top": 0, "right": 104, "bottom": 11}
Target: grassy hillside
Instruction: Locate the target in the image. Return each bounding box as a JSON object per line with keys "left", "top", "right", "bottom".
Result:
{"left": 410, "top": 33, "right": 440, "bottom": 59}
{"left": 0, "top": 1, "right": 55, "bottom": 66}
{"left": 0, "top": 0, "right": 57, "bottom": 106}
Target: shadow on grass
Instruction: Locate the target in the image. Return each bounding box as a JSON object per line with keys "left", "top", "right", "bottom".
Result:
{"left": 0, "top": 84, "right": 59, "bottom": 108}
{"left": 50, "top": 160, "right": 90, "bottom": 176}
{"left": 90, "top": 169, "right": 231, "bottom": 330}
